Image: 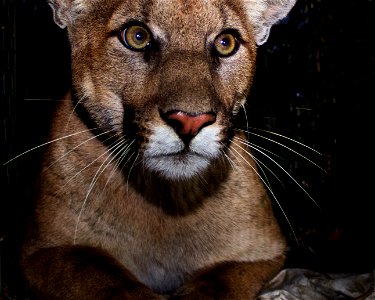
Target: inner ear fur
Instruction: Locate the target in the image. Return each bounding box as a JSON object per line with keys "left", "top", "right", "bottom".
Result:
{"left": 243, "top": 0, "right": 297, "bottom": 45}
{"left": 48, "top": 0, "right": 90, "bottom": 29}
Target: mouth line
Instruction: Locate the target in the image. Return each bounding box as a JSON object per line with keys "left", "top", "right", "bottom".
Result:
{"left": 147, "top": 149, "right": 207, "bottom": 160}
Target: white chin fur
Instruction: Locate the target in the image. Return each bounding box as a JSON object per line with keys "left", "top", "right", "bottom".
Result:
{"left": 143, "top": 125, "right": 221, "bottom": 180}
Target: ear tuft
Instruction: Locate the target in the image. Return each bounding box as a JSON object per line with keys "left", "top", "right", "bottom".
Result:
{"left": 243, "top": 0, "right": 297, "bottom": 45}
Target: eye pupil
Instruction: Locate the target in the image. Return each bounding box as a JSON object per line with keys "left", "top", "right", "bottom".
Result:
{"left": 220, "top": 38, "right": 230, "bottom": 47}
{"left": 135, "top": 32, "right": 144, "bottom": 41}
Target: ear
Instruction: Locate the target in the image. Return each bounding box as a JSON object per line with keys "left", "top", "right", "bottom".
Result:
{"left": 47, "top": 0, "right": 89, "bottom": 29}
{"left": 243, "top": 0, "right": 297, "bottom": 45}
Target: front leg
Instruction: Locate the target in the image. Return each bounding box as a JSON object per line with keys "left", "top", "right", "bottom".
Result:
{"left": 22, "top": 245, "right": 163, "bottom": 300}
{"left": 170, "top": 256, "right": 284, "bottom": 300}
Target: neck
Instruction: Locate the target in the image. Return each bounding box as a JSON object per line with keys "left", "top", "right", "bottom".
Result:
{"left": 127, "top": 158, "right": 231, "bottom": 216}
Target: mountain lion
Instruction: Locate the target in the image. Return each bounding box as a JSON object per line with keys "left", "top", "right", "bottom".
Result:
{"left": 21, "top": 0, "right": 297, "bottom": 298}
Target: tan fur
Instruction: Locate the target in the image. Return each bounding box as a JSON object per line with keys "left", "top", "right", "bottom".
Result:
{"left": 22, "top": 0, "right": 296, "bottom": 299}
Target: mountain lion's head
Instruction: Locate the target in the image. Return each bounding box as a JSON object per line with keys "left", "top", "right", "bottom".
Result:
{"left": 48, "top": 0, "right": 296, "bottom": 180}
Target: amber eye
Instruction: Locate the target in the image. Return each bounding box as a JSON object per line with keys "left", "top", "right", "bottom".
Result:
{"left": 120, "top": 23, "right": 152, "bottom": 51}
{"left": 213, "top": 31, "right": 239, "bottom": 57}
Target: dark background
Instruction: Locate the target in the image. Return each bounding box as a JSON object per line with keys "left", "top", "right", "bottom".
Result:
{"left": 1, "top": 0, "right": 374, "bottom": 298}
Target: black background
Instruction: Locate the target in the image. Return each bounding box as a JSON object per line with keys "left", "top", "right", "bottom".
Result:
{"left": 1, "top": 0, "right": 374, "bottom": 297}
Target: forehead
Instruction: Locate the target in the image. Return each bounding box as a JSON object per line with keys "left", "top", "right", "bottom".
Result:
{"left": 107, "top": 0, "right": 248, "bottom": 37}
{"left": 147, "top": 0, "right": 221, "bottom": 22}
{"left": 149, "top": 0, "right": 222, "bottom": 38}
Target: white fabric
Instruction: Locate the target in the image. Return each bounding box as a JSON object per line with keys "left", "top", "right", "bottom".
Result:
{"left": 259, "top": 268, "right": 375, "bottom": 300}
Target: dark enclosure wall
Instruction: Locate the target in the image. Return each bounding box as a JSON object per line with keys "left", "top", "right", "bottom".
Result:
{"left": 1, "top": 0, "right": 374, "bottom": 297}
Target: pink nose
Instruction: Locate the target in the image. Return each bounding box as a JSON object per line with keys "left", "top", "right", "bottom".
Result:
{"left": 163, "top": 110, "right": 216, "bottom": 137}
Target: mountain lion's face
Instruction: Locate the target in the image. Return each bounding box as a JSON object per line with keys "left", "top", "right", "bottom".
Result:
{"left": 63, "top": 0, "right": 257, "bottom": 180}
{"left": 51, "top": 0, "right": 285, "bottom": 180}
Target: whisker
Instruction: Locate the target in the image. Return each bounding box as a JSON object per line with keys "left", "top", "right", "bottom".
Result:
{"left": 244, "top": 145, "right": 288, "bottom": 188}
{"left": 235, "top": 129, "right": 325, "bottom": 172}
{"left": 234, "top": 136, "right": 287, "bottom": 186}
{"left": 228, "top": 140, "right": 298, "bottom": 244}
{"left": 65, "top": 95, "right": 84, "bottom": 132}
{"left": 101, "top": 139, "right": 135, "bottom": 193}
{"left": 196, "top": 171, "right": 209, "bottom": 190}
{"left": 226, "top": 141, "right": 277, "bottom": 193}
{"left": 246, "top": 148, "right": 285, "bottom": 187}
{"left": 24, "top": 98, "right": 69, "bottom": 102}
{"left": 234, "top": 137, "right": 321, "bottom": 210}
{"left": 235, "top": 136, "right": 283, "bottom": 160}
{"left": 241, "top": 103, "right": 250, "bottom": 142}
{"left": 220, "top": 147, "right": 237, "bottom": 171}
{"left": 44, "top": 129, "right": 116, "bottom": 172}
{"left": 226, "top": 142, "right": 274, "bottom": 197}
{"left": 126, "top": 151, "right": 140, "bottom": 196}
{"left": 235, "top": 127, "right": 321, "bottom": 155}
{"left": 73, "top": 137, "right": 127, "bottom": 244}
{"left": 3, "top": 128, "right": 97, "bottom": 166}
{"left": 64, "top": 137, "right": 124, "bottom": 206}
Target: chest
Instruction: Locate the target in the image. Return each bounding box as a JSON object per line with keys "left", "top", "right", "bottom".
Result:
{"left": 77, "top": 194, "right": 254, "bottom": 293}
